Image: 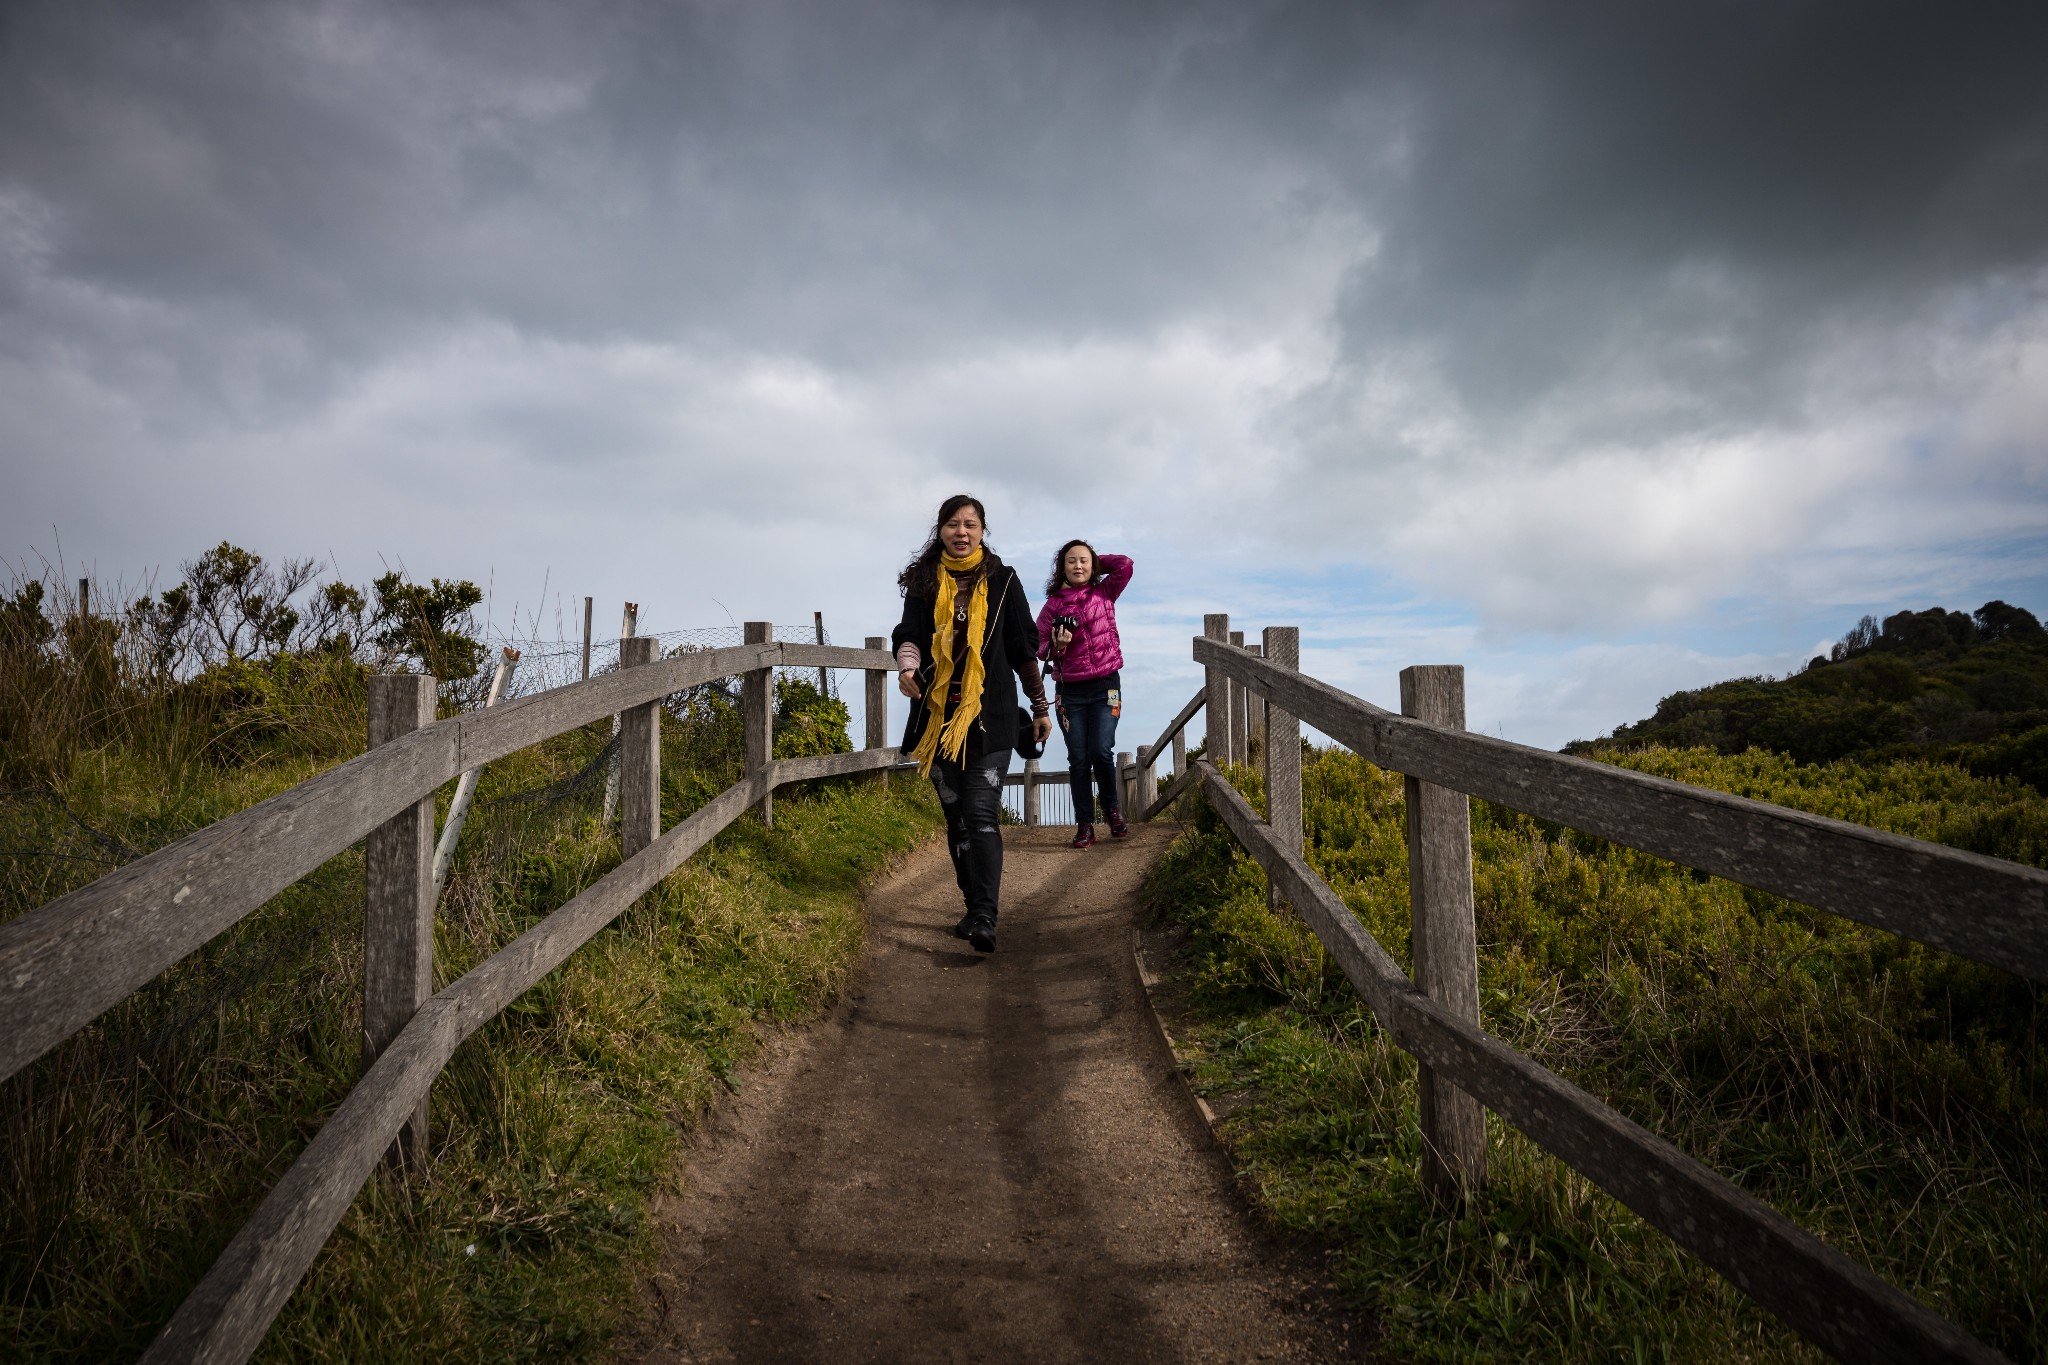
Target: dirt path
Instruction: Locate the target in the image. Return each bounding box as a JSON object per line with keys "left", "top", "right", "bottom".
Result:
{"left": 615, "top": 823, "right": 1370, "bottom": 1364}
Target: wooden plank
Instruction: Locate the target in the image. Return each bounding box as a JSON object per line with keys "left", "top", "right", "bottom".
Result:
{"left": 1118, "top": 750, "right": 1135, "bottom": 816}
{"left": 1192, "top": 637, "right": 2048, "bottom": 984}
{"left": 1401, "top": 665, "right": 1486, "bottom": 1200}
{"left": 1228, "top": 630, "right": 1247, "bottom": 766}
{"left": 1203, "top": 615, "right": 1232, "bottom": 767}
{"left": 1196, "top": 763, "right": 2006, "bottom": 1365}
{"left": 1134, "top": 746, "right": 1156, "bottom": 818}
{"left": 1023, "top": 759, "right": 1041, "bottom": 826}
{"left": 768, "top": 746, "right": 902, "bottom": 785}
{"left": 0, "top": 643, "right": 777, "bottom": 1085}
{"left": 1140, "top": 761, "right": 1203, "bottom": 822}
{"left": 363, "top": 674, "right": 436, "bottom": 1170}
{"left": 142, "top": 743, "right": 897, "bottom": 1365}
{"left": 1236, "top": 642, "right": 1253, "bottom": 769}
{"left": 1139, "top": 687, "right": 1206, "bottom": 774}
{"left": 744, "top": 622, "right": 774, "bottom": 827}
{"left": 618, "top": 636, "right": 661, "bottom": 859}
{"left": 778, "top": 642, "right": 898, "bottom": 671}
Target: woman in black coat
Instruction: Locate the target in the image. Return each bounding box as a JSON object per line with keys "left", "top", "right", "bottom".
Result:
{"left": 891, "top": 493, "right": 1052, "bottom": 953}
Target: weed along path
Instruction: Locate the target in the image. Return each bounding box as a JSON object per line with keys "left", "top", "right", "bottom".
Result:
{"left": 616, "top": 822, "right": 1367, "bottom": 1364}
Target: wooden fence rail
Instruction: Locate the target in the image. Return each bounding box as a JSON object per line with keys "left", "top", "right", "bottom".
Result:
{"left": 141, "top": 745, "right": 899, "bottom": 1365}
{"left": 1168, "top": 617, "right": 2048, "bottom": 1363}
{"left": 0, "top": 640, "right": 886, "bottom": 1085}
{"left": 0, "top": 629, "right": 902, "bottom": 1363}
{"left": 1193, "top": 635, "right": 2048, "bottom": 985}
{"left": 1193, "top": 759, "right": 2002, "bottom": 1364}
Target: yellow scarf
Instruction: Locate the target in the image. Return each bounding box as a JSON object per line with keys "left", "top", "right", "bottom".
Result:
{"left": 909, "top": 547, "right": 990, "bottom": 774}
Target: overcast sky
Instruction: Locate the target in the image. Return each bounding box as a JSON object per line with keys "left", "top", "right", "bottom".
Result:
{"left": 4, "top": 0, "right": 2046, "bottom": 752}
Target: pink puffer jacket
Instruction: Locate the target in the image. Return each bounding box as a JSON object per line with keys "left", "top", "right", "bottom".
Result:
{"left": 1036, "top": 553, "right": 1132, "bottom": 685}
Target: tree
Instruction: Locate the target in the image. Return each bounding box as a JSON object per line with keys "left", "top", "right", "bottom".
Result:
{"left": 182, "top": 542, "right": 318, "bottom": 662}
{"left": 371, "top": 573, "right": 485, "bottom": 679}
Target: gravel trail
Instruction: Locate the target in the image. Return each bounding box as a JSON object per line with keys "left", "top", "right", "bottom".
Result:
{"left": 616, "top": 822, "right": 1370, "bottom": 1364}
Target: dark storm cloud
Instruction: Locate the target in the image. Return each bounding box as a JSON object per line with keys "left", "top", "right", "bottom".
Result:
{"left": 1320, "top": 2, "right": 2048, "bottom": 440}
{"left": 2, "top": 0, "right": 2044, "bottom": 666}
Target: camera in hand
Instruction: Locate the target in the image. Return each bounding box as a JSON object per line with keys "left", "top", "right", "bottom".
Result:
{"left": 1050, "top": 613, "right": 1080, "bottom": 656}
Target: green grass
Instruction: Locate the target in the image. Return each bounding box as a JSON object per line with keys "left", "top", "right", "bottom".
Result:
{"left": 1145, "top": 745, "right": 2048, "bottom": 1363}
{"left": 1, "top": 658, "right": 940, "bottom": 1362}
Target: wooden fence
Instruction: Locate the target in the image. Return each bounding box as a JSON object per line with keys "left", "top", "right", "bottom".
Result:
{"left": 0, "top": 628, "right": 906, "bottom": 1365}
{"left": 1132, "top": 612, "right": 2047, "bottom": 1365}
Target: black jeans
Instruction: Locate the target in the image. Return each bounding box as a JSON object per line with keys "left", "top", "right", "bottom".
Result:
{"left": 1058, "top": 692, "right": 1120, "bottom": 824}
{"left": 931, "top": 747, "right": 1012, "bottom": 924}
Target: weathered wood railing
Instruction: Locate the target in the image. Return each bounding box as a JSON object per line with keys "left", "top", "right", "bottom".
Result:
{"left": 0, "top": 627, "right": 906, "bottom": 1364}
{"left": 1168, "top": 614, "right": 2046, "bottom": 1365}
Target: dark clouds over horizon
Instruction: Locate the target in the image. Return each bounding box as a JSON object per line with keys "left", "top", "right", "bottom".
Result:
{"left": 3, "top": 0, "right": 2045, "bottom": 744}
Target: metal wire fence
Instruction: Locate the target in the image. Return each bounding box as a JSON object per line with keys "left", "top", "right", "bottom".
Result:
{"left": 491, "top": 623, "right": 842, "bottom": 701}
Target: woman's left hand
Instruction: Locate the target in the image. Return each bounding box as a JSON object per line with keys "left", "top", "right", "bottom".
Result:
{"left": 1033, "top": 714, "right": 1053, "bottom": 745}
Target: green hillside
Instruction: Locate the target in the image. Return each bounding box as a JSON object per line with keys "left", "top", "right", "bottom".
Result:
{"left": 1567, "top": 601, "right": 2048, "bottom": 791}
{"left": 1146, "top": 746, "right": 2048, "bottom": 1361}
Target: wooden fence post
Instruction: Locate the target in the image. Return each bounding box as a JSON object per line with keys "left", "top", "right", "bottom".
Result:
{"left": 744, "top": 621, "right": 774, "bottom": 826}
{"left": 601, "top": 602, "right": 639, "bottom": 825}
{"left": 580, "top": 596, "right": 594, "bottom": 681}
{"left": 1023, "top": 759, "right": 1041, "bottom": 825}
{"left": 1245, "top": 642, "right": 1265, "bottom": 761}
{"left": 1118, "top": 750, "right": 1135, "bottom": 815}
{"left": 1227, "top": 630, "right": 1247, "bottom": 766}
{"left": 364, "top": 673, "right": 436, "bottom": 1170}
{"left": 1172, "top": 727, "right": 1186, "bottom": 784}
{"left": 1401, "top": 663, "right": 1487, "bottom": 1201}
{"left": 1203, "top": 614, "right": 1231, "bottom": 766}
{"left": 1135, "top": 744, "right": 1157, "bottom": 816}
{"left": 813, "top": 611, "right": 829, "bottom": 695}
{"left": 618, "top": 636, "right": 661, "bottom": 859}
{"left": 865, "top": 635, "right": 889, "bottom": 788}
{"left": 1263, "top": 628, "right": 1302, "bottom": 915}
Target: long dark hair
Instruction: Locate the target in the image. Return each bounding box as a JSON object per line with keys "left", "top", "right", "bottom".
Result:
{"left": 1045, "top": 538, "right": 1105, "bottom": 595}
{"left": 898, "top": 493, "right": 999, "bottom": 598}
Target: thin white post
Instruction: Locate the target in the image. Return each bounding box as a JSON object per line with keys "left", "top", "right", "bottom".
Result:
{"left": 430, "top": 647, "right": 518, "bottom": 895}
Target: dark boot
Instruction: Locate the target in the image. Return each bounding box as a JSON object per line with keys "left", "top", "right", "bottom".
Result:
{"left": 967, "top": 916, "right": 997, "bottom": 953}
{"left": 1107, "top": 806, "right": 1129, "bottom": 838}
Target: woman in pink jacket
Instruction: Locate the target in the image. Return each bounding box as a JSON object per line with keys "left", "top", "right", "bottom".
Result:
{"left": 1036, "top": 541, "right": 1133, "bottom": 847}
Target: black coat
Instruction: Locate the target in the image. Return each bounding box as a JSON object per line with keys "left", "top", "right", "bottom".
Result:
{"left": 892, "top": 560, "right": 1039, "bottom": 754}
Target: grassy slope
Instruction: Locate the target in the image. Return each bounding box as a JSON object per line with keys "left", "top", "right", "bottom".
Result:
{"left": 1, "top": 681, "right": 940, "bottom": 1362}
{"left": 1145, "top": 747, "right": 2046, "bottom": 1364}
{"left": 1567, "top": 610, "right": 2048, "bottom": 794}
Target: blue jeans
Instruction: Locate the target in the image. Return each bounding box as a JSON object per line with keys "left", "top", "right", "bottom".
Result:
{"left": 1058, "top": 692, "right": 1119, "bottom": 824}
